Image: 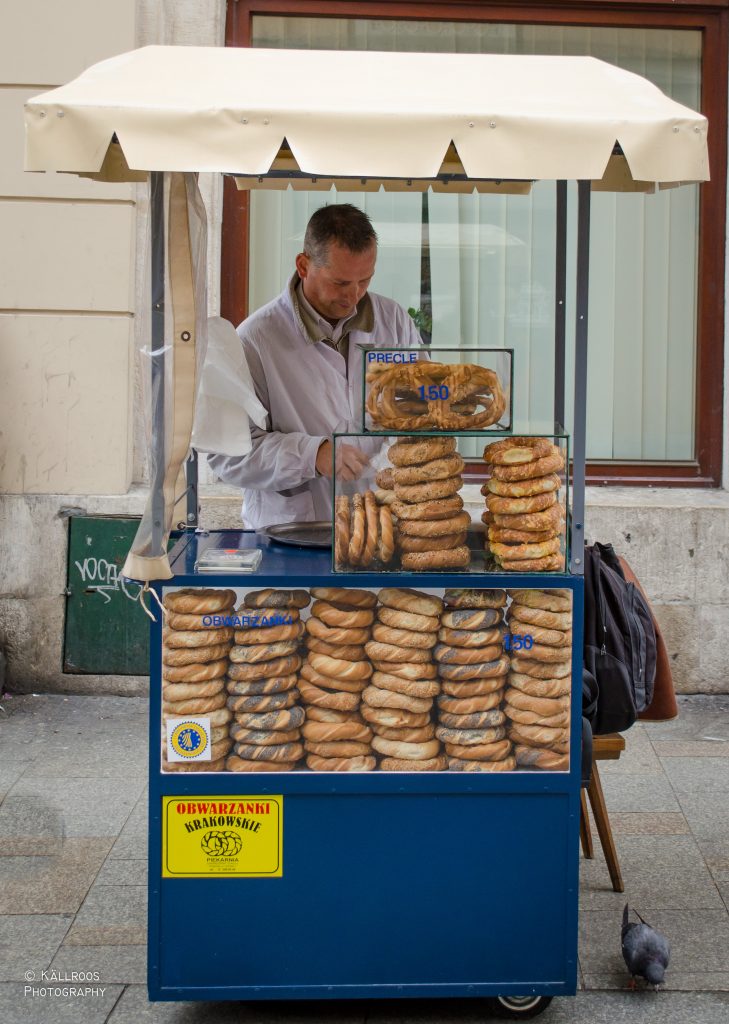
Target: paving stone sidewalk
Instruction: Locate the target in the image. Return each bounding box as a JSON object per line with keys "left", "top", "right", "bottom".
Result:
{"left": 0, "top": 693, "right": 728, "bottom": 1024}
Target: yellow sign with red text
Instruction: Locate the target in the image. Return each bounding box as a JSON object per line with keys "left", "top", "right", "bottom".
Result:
{"left": 162, "top": 796, "right": 282, "bottom": 877}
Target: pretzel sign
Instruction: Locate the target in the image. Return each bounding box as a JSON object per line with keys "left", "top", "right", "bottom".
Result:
{"left": 366, "top": 362, "right": 506, "bottom": 430}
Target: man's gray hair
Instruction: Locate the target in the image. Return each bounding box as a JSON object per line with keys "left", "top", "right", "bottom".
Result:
{"left": 303, "top": 203, "right": 378, "bottom": 266}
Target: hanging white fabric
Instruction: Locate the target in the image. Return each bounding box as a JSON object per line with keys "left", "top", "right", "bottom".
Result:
{"left": 191, "top": 316, "right": 268, "bottom": 457}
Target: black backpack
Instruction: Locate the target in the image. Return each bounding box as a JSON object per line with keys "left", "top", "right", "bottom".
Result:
{"left": 583, "top": 542, "right": 657, "bottom": 735}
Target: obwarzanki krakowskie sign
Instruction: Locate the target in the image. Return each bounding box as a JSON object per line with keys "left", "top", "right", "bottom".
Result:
{"left": 162, "top": 797, "right": 283, "bottom": 877}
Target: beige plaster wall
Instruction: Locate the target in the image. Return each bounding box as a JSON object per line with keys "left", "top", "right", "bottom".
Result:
{"left": 0, "top": 0, "right": 137, "bottom": 496}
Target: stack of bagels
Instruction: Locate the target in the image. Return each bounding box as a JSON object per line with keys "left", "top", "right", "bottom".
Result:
{"left": 434, "top": 589, "right": 513, "bottom": 771}
{"left": 482, "top": 437, "right": 565, "bottom": 572}
{"left": 389, "top": 437, "right": 470, "bottom": 571}
{"left": 225, "top": 589, "right": 308, "bottom": 773}
{"left": 364, "top": 588, "right": 446, "bottom": 770}
{"left": 300, "top": 587, "right": 377, "bottom": 771}
{"left": 334, "top": 489, "right": 395, "bottom": 570}
{"left": 161, "top": 588, "right": 236, "bottom": 770}
{"left": 504, "top": 588, "right": 572, "bottom": 771}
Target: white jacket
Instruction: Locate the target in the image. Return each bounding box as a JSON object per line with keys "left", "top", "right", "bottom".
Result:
{"left": 208, "top": 277, "right": 422, "bottom": 528}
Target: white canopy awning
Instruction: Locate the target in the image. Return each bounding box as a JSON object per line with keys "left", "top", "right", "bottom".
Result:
{"left": 24, "top": 45, "right": 709, "bottom": 190}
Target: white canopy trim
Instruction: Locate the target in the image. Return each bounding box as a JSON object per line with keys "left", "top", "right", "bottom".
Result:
{"left": 25, "top": 46, "right": 709, "bottom": 190}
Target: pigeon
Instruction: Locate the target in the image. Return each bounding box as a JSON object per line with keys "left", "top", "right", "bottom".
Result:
{"left": 621, "top": 904, "right": 671, "bottom": 989}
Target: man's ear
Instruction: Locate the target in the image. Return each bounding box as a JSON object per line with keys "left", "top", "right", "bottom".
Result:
{"left": 295, "top": 252, "right": 309, "bottom": 280}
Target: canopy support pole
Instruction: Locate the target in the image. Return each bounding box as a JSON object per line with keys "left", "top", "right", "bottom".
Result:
{"left": 570, "top": 180, "right": 590, "bottom": 576}
{"left": 554, "top": 181, "right": 567, "bottom": 426}
{"left": 150, "top": 171, "right": 166, "bottom": 556}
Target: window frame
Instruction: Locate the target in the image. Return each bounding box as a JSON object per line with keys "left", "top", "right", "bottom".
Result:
{"left": 222, "top": 0, "right": 728, "bottom": 487}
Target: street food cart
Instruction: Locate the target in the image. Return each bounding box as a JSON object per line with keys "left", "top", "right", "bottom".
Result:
{"left": 24, "top": 45, "right": 709, "bottom": 1018}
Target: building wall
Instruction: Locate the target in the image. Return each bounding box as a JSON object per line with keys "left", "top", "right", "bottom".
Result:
{"left": 0, "top": 0, "right": 726, "bottom": 698}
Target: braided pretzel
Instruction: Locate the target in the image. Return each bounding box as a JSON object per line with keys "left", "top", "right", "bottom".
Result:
{"left": 304, "top": 739, "right": 372, "bottom": 758}
{"left": 371, "top": 623, "right": 437, "bottom": 649}
{"left": 392, "top": 496, "right": 464, "bottom": 521}
{"left": 163, "top": 642, "right": 231, "bottom": 667}
{"left": 310, "top": 600, "right": 374, "bottom": 629}
{"left": 310, "top": 587, "right": 377, "bottom": 609}
{"left": 306, "top": 706, "right": 362, "bottom": 723}
{"left": 224, "top": 674, "right": 299, "bottom": 696}
{"left": 367, "top": 363, "right": 506, "bottom": 430}
{"left": 398, "top": 511, "right": 471, "bottom": 538}
{"left": 163, "top": 626, "right": 233, "bottom": 648}
{"left": 163, "top": 658, "right": 228, "bottom": 683}
{"left": 307, "top": 652, "right": 373, "bottom": 681}
{"left": 226, "top": 755, "right": 296, "bottom": 772}
{"left": 334, "top": 495, "right": 350, "bottom": 568}
{"left": 447, "top": 755, "right": 516, "bottom": 771}
{"left": 371, "top": 736, "right": 441, "bottom": 760}
{"left": 485, "top": 491, "right": 557, "bottom": 515}
{"left": 370, "top": 660, "right": 438, "bottom": 680}
{"left": 439, "top": 708, "right": 505, "bottom": 731}
{"left": 162, "top": 679, "right": 224, "bottom": 702}
{"left": 225, "top": 690, "right": 299, "bottom": 714}
{"left": 492, "top": 451, "right": 564, "bottom": 482}
{"left": 305, "top": 754, "right": 376, "bottom": 772}
{"left": 302, "top": 720, "right": 373, "bottom": 743}
{"left": 362, "top": 490, "right": 379, "bottom": 567}
{"left": 243, "top": 589, "right": 310, "bottom": 609}
{"left": 488, "top": 526, "right": 557, "bottom": 545}
{"left": 305, "top": 637, "right": 367, "bottom": 661}
{"left": 514, "top": 745, "right": 569, "bottom": 771}
{"left": 380, "top": 755, "right": 448, "bottom": 771}
{"left": 401, "top": 546, "right": 470, "bottom": 570}
{"left": 348, "top": 493, "right": 365, "bottom": 566}
{"left": 374, "top": 724, "right": 437, "bottom": 743}
{"left": 371, "top": 672, "right": 440, "bottom": 699}
{"left": 487, "top": 475, "right": 561, "bottom": 498}
{"left": 497, "top": 553, "right": 565, "bottom": 573}
{"left": 378, "top": 506, "right": 395, "bottom": 564}
{"left": 360, "top": 704, "right": 431, "bottom": 728}
{"left": 441, "top": 677, "right": 506, "bottom": 697}
{"left": 232, "top": 725, "right": 302, "bottom": 745}
{"left": 388, "top": 436, "right": 457, "bottom": 467}
{"left": 377, "top": 606, "right": 440, "bottom": 633}
{"left": 234, "top": 741, "right": 304, "bottom": 763}
{"left": 392, "top": 454, "right": 465, "bottom": 486}
{"left": 163, "top": 588, "right": 236, "bottom": 614}
{"left": 394, "top": 475, "right": 463, "bottom": 503}
{"left": 490, "top": 537, "right": 561, "bottom": 562}
{"left": 362, "top": 685, "right": 433, "bottom": 714}
{"left": 483, "top": 437, "right": 554, "bottom": 465}
{"left": 437, "top": 691, "right": 502, "bottom": 714}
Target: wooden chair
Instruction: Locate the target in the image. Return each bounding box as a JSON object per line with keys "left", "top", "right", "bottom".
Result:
{"left": 580, "top": 733, "right": 626, "bottom": 893}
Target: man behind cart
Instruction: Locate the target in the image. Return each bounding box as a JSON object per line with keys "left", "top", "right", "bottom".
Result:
{"left": 209, "top": 203, "right": 422, "bottom": 529}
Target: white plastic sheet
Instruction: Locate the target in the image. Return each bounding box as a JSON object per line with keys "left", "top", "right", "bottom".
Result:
{"left": 191, "top": 316, "right": 267, "bottom": 457}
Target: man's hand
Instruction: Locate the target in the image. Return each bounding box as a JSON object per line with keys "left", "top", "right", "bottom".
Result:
{"left": 316, "top": 440, "right": 370, "bottom": 481}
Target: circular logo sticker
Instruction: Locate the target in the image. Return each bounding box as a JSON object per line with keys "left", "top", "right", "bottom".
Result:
{"left": 169, "top": 721, "right": 208, "bottom": 759}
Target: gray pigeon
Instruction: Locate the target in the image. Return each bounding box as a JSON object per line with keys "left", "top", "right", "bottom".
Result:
{"left": 621, "top": 904, "right": 671, "bottom": 989}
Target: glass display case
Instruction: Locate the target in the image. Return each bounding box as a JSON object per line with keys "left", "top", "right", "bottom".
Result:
{"left": 160, "top": 583, "right": 573, "bottom": 776}
{"left": 330, "top": 430, "right": 569, "bottom": 574}
{"left": 360, "top": 346, "right": 513, "bottom": 433}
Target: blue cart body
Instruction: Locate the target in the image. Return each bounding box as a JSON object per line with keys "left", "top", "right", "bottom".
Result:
{"left": 148, "top": 530, "right": 582, "bottom": 1002}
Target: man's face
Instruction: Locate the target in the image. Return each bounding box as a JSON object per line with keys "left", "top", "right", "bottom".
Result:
{"left": 295, "top": 241, "right": 376, "bottom": 323}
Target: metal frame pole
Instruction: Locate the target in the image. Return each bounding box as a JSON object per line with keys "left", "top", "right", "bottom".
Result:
{"left": 150, "top": 172, "right": 166, "bottom": 555}
{"left": 554, "top": 180, "right": 567, "bottom": 427}
{"left": 570, "top": 180, "right": 591, "bottom": 575}
{"left": 185, "top": 450, "right": 199, "bottom": 528}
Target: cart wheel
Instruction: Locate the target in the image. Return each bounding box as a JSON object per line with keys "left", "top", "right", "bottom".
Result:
{"left": 491, "top": 995, "right": 553, "bottom": 1019}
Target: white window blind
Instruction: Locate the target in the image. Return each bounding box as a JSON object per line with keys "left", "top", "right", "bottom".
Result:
{"left": 249, "top": 17, "right": 701, "bottom": 462}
